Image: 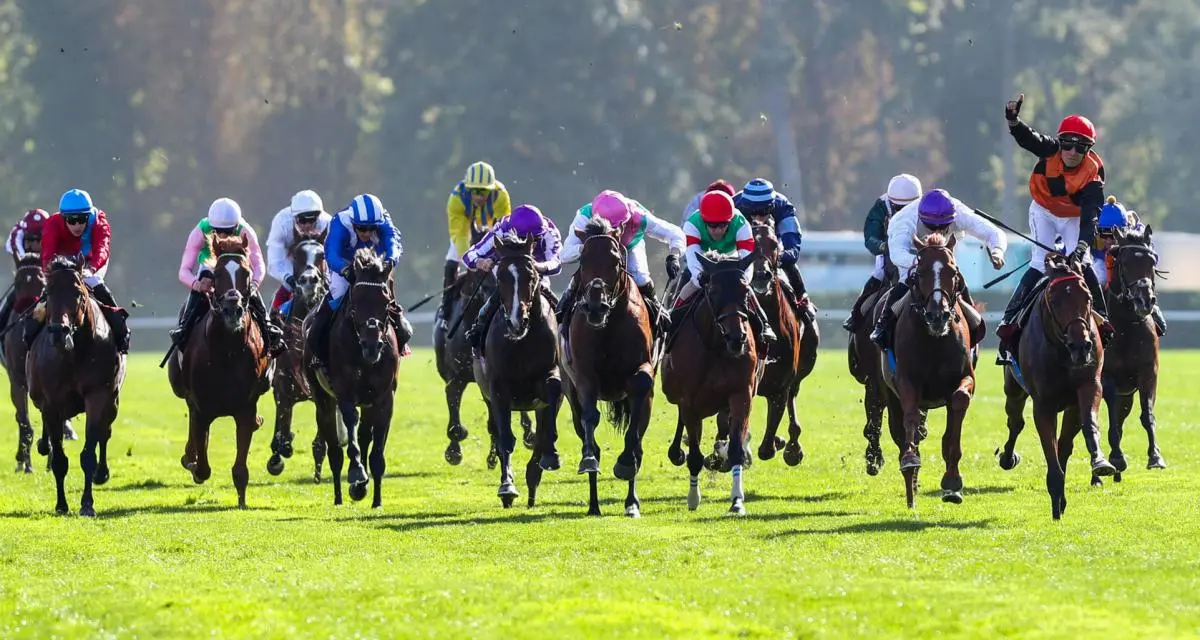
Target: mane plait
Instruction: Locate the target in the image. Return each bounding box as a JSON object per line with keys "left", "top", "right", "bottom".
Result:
{"left": 584, "top": 215, "right": 613, "bottom": 238}
{"left": 17, "top": 253, "right": 41, "bottom": 267}
{"left": 353, "top": 246, "right": 385, "bottom": 277}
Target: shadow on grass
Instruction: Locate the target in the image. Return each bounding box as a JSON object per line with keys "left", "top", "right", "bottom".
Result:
{"left": 277, "top": 469, "right": 437, "bottom": 486}
{"left": 0, "top": 502, "right": 266, "bottom": 519}
{"left": 105, "top": 478, "right": 171, "bottom": 492}
{"left": 764, "top": 518, "right": 994, "bottom": 538}
{"left": 696, "top": 509, "right": 864, "bottom": 522}
{"left": 376, "top": 509, "right": 591, "bottom": 534}
{"left": 535, "top": 490, "right": 850, "bottom": 510}
{"left": 920, "top": 484, "right": 1015, "bottom": 498}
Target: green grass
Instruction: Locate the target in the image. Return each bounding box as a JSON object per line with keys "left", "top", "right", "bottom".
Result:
{"left": 2, "top": 349, "right": 1200, "bottom": 639}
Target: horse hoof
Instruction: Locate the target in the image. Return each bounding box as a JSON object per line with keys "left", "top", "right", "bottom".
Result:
{"left": 727, "top": 500, "right": 746, "bottom": 517}
{"left": 941, "top": 490, "right": 963, "bottom": 504}
{"left": 783, "top": 443, "right": 804, "bottom": 467}
{"left": 1113, "top": 472, "right": 1122, "bottom": 484}
{"left": 80, "top": 505, "right": 96, "bottom": 518}
{"left": 625, "top": 504, "right": 641, "bottom": 518}
{"left": 55, "top": 503, "right": 69, "bottom": 515}
{"left": 444, "top": 444, "right": 463, "bottom": 466}
{"left": 687, "top": 489, "right": 701, "bottom": 512}
{"left": 899, "top": 453, "right": 921, "bottom": 470}
{"left": 22, "top": 463, "right": 32, "bottom": 474}
{"left": 587, "top": 506, "right": 602, "bottom": 517}
{"left": 1147, "top": 455, "right": 1167, "bottom": 470}
{"left": 667, "top": 446, "right": 685, "bottom": 467}
{"left": 1091, "top": 476, "right": 1104, "bottom": 487}
{"left": 757, "top": 444, "right": 776, "bottom": 462}
{"left": 312, "top": 471, "right": 322, "bottom": 484}
{"left": 865, "top": 462, "right": 881, "bottom": 477}
{"left": 613, "top": 460, "right": 637, "bottom": 481}
{"left": 347, "top": 464, "right": 367, "bottom": 487}
{"left": 1111, "top": 453, "right": 1129, "bottom": 473}
{"left": 63, "top": 422, "right": 78, "bottom": 441}
{"left": 255, "top": 415, "right": 265, "bottom": 428}
{"left": 577, "top": 456, "right": 599, "bottom": 475}
{"left": 522, "top": 429, "right": 536, "bottom": 451}
{"left": 486, "top": 451, "right": 498, "bottom": 470}
{"left": 448, "top": 425, "right": 468, "bottom": 442}
{"left": 92, "top": 467, "right": 110, "bottom": 486}
{"left": 348, "top": 482, "right": 368, "bottom": 502}
{"left": 997, "top": 450, "right": 1021, "bottom": 471}
{"left": 703, "top": 454, "right": 721, "bottom": 472}
{"left": 773, "top": 435, "right": 786, "bottom": 451}
{"left": 1091, "top": 458, "right": 1117, "bottom": 477}
{"left": 37, "top": 439, "right": 49, "bottom": 457}
{"left": 279, "top": 442, "right": 294, "bottom": 459}
{"left": 539, "top": 452, "right": 561, "bottom": 472}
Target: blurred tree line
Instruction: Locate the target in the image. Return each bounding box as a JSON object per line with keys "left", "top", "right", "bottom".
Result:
{"left": 0, "top": 0, "right": 1194, "bottom": 313}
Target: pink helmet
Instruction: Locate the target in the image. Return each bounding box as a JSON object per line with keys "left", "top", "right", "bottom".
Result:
{"left": 591, "top": 190, "right": 632, "bottom": 227}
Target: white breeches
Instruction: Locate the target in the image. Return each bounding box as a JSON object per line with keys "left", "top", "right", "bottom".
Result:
{"left": 1028, "top": 201, "right": 1079, "bottom": 273}
{"left": 869, "top": 254, "right": 887, "bottom": 281}
{"left": 330, "top": 271, "right": 349, "bottom": 300}
{"left": 1091, "top": 257, "right": 1107, "bottom": 284}
{"left": 84, "top": 261, "right": 109, "bottom": 288}
{"left": 445, "top": 241, "right": 459, "bottom": 262}
{"left": 626, "top": 242, "right": 651, "bottom": 287}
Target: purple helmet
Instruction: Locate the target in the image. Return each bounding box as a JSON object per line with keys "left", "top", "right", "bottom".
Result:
{"left": 918, "top": 189, "right": 956, "bottom": 226}
{"left": 507, "top": 204, "right": 546, "bottom": 238}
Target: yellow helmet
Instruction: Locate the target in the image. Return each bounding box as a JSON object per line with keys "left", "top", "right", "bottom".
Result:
{"left": 463, "top": 161, "right": 497, "bottom": 190}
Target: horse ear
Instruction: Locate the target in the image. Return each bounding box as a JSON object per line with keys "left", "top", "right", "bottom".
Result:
{"left": 946, "top": 233, "right": 957, "bottom": 250}
{"left": 696, "top": 252, "right": 717, "bottom": 273}
{"left": 573, "top": 227, "right": 587, "bottom": 241}
{"left": 911, "top": 233, "right": 925, "bottom": 250}
{"left": 737, "top": 253, "right": 755, "bottom": 272}
{"left": 1144, "top": 225, "right": 1153, "bottom": 241}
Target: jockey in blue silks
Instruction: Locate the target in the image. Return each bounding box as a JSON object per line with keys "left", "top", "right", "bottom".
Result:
{"left": 1093, "top": 195, "right": 1166, "bottom": 336}
{"left": 733, "top": 178, "right": 815, "bottom": 322}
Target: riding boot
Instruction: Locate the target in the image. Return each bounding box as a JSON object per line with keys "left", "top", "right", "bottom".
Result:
{"left": 843, "top": 276, "right": 884, "bottom": 332}
{"left": 638, "top": 280, "right": 662, "bottom": 335}
{"left": 869, "top": 282, "right": 908, "bottom": 349}
{"left": 389, "top": 302, "right": 414, "bottom": 350}
{"left": 307, "top": 295, "right": 335, "bottom": 369}
{"left": 996, "top": 268, "right": 1042, "bottom": 364}
{"left": 1151, "top": 305, "right": 1167, "bottom": 337}
{"left": 467, "top": 293, "right": 500, "bottom": 354}
{"left": 249, "top": 289, "right": 286, "bottom": 356}
{"left": 0, "top": 289, "right": 15, "bottom": 330}
{"left": 90, "top": 282, "right": 130, "bottom": 354}
{"left": 170, "top": 290, "right": 206, "bottom": 347}
{"left": 782, "top": 260, "right": 815, "bottom": 323}
{"left": 1081, "top": 264, "right": 1114, "bottom": 346}
{"left": 438, "top": 260, "right": 459, "bottom": 328}
{"left": 556, "top": 273, "right": 577, "bottom": 326}
{"left": 748, "top": 292, "right": 777, "bottom": 344}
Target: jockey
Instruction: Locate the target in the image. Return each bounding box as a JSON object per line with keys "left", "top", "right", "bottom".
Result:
{"left": 24, "top": 189, "right": 130, "bottom": 354}
{"left": 441, "top": 161, "right": 512, "bottom": 323}
{"left": 1093, "top": 196, "right": 1167, "bottom": 336}
{"left": 733, "top": 178, "right": 815, "bottom": 322}
{"left": 669, "top": 190, "right": 776, "bottom": 343}
{"left": 170, "top": 197, "right": 284, "bottom": 356}
{"left": 463, "top": 204, "right": 562, "bottom": 351}
{"left": 0, "top": 209, "right": 50, "bottom": 331}
{"left": 266, "top": 189, "right": 331, "bottom": 314}
{"left": 558, "top": 190, "right": 685, "bottom": 333}
{"left": 307, "top": 194, "right": 411, "bottom": 369}
{"left": 681, "top": 179, "right": 736, "bottom": 226}
{"left": 996, "top": 93, "right": 1111, "bottom": 363}
{"left": 842, "top": 174, "right": 923, "bottom": 331}
{"left": 869, "top": 189, "right": 1007, "bottom": 349}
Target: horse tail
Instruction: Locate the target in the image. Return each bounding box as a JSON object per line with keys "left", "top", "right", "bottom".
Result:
{"left": 606, "top": 399, "right": 631, "bottom": 434}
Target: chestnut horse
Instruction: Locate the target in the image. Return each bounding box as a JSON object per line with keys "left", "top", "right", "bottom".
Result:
{"left": 995, "top": 253, "right": 1117, "bottom": 519}
{"left": 1, "top": 254, "right": 47, "bottom": 473}
{"left": 168, "top": 235, "right": 271, "bottom": 508}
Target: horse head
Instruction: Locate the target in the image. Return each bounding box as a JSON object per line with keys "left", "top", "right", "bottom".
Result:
{"left": 1109, "top": 225, "right": 1159, "bottom": 319}
{"left": 696, "top": 250, "right": 756, "bottom": 357}
{"left": 574, "top": 216, "right": 627, "bottom": 328}
{"left": 494, "top": 231, "right": 539, "bottom": 340}
{"left": 212, "top": 234, "right": 253, "bottom": 334}
{"left": 1043, "top": 252, "right": 1096, "bottom": 367}
{"left": 750, "top": 221, "right": 779, "bottom": 295}
{"left": 908, "top": 232, "right": 962, "bottom": 338}
{"left": 348, "top": 247, "right": 394, "bottom": 365}
{"left": 290, "top": 238, "right": 327, "bottom": 309}
{"left": 13, "top": 254, "right": 45, "bottom": 307}
{"left": 42, "top": 256, "right": 91, "bottom": 352}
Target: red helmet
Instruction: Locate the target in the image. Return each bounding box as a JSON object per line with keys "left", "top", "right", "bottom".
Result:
{"left": 1057, "top": 114, "right": 1097, "bottom": 142}
{"left": 699, "top": 191, "right": 736, "bottom": 224}
{"left": 705, "top": 179, "right": 735, "bottom": 198}
{"left": 20, "top": 209, "right": 48, "bottom": 234}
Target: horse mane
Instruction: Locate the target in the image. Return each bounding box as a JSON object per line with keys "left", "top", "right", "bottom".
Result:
{"left": 701, "top": 249, "right": 741, "bottom": 266}
{"left": 584, "top": 215, "right": 614, "bottom": 238}
{"left": 17, "top": 253, "right": 41, "bottom": 267}
{"left": 1119, "top": 226, "right": 1151, "bottom": 246}
{"left": 47, "top": 255, "right": 81, "bottom": 274}
{"left": 922, "top": 232, "right": 948, "bottom": 247}
{"left": 352, "top": 247, "right": 388, "bottom": 278}
{"left": 212, "top": 234, "right": 247, "bottom": 256}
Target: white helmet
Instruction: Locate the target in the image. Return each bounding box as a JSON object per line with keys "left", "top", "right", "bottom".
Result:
{"left": 886, "top": 174, "right": 922, "bottom": 206}
{"left": 208, "top": 197, "right": 242, "bottom": 229}
{"left": 290, "top": 189, "right": 324, "bottom": 215}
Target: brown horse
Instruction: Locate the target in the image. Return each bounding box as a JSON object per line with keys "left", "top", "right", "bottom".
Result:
{"left": 1093, "top": 225, "right": 1165, "bottom": 486}
{"left": 847, "top": 258, "right": 898, "bottom": 477}
{"left": 995, "top": 253, "right": 1117, "bottom": 520}
{"left": 874, "top": 233, "right": 975, "bottom": 507}
{"left": 747, "top": 221, "right": 817, "bottom": 466}
{"left": 168, "top": 235, "right": 271, "bottom": 508}
{"left": 307, "top": 248, "right": 400, "bottom": 508}
{"left": 1, "top": 254, "right": 47, "bottom": 473}
{"left": 266, "top": 234, "right": 328, "bottom": 481}
{"left": 662, "top": 251, "right": 758, "bottom": 515}
{"left": 26, "top": 256, "right": 126, "bottom": 515}
{"left": 471, "top": 231, "right": 563, "bottom": 509}
{"left": 559, "top": 216, "right": 655, "bottom": 517}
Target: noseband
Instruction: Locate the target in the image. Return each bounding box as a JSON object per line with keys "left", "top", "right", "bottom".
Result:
{"left": 349, "top": 280, "right": 392, "bottom": 338}
{"left": 1041, "top": 272, "right": 1092, "bottom": 347}
{"left": 907, "top": 246, "right": 961, "bottom": 325}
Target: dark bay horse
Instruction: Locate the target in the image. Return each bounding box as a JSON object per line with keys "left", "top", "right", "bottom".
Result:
{"left": 995, "top": 253, "right": 1117, "bottom": 520}
{"left": 747, "top": 221, "right": 817, "bottom": 466}
{"left": 434, "top": 260, "right": 535, "bottom": 468}
{"left": 874, "top": 233, "right": 975, "bottom": 507}
{"left": 848, "top": 259, "right": 901, "bottom": 477}
{"left": 26, "top": 256, "right": 126, "bottom": 515}
{"left": 307, "top": 248, "right": 399, "bottom": 508}
{"left": 471, "top": 232, "right": 563, "bottom": 509}
{"left": 559, "top": 216, "right": 654, "bottom": 517}
{"left": 168, "top": 236, "right": 271, "bottom": 508}
{"left": 267, "top": 233, "right": 328, "bottom": 481}
{"left": 1, "top": 254, "right": 47, "bottom": 473}
{"left": 1093, "top": 225, "right": 1165, "bottom": 486}
{"left": 661, "top": 251, "right": 759, "bottom": 515}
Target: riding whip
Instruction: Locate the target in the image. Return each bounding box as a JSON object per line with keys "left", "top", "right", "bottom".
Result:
{"left": 983, "top": 259, "right": 1031, "bottom": 289}
{"left": 405, "top": 282, "right": 458, "bottom": 313}
{"left": 446, "top": 276, "right": 488, "bottom": 338}
{"left": 972, "top": 208, "right": 1059, "bottom": 254}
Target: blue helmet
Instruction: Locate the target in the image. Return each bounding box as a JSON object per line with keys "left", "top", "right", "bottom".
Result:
{"left": 59, "top": 188, "right": 95, "bottom": 215}
{"left": 348, "top": 194, "right": 386, "bottom": 227}
{"left": 1098, "top": 195, "right": 1129, "bottom": 232}
{"left": 741, "top": 178, "right": 775, "bottom": 204}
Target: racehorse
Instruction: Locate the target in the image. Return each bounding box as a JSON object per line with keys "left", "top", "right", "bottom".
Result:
{"left": 661, "top": 251, "right": 759, "bottom": 515}
{"left": 848, "top": 259, "right": 900, "bottom": 477}
{"left": 168, "top": 235, "right": 271, "bottom": 508}
{"left": 747, "top": 221, "right": 817, "bottom": 466}
{"left": 26, "top": 256, "right": 126, "bottom": 515}
{"left": 874, "top": 233, "right": 975, "bottom": 507}
{"left": 471, "top": 231, "right": 563, "bottom": 508}
{"left": 1, "top": 254, "right": 47, "bottom": 473}
{"left": 559, "top": 216, "right": 655, "bottom": 517}
{"left": 1093, "top": 225, "right": 1166, "bottom": 486}
{"left": 266, "top": 232, "right": 328, "bottom": 481}
{"left": 307, "top": 248, "right": 400, "bottom": 508}
{"left": 434, "top": 229, "right": 535, "bottom": 469}
{"left": 995, "top": 252, "right": 1117, "bottom": 519}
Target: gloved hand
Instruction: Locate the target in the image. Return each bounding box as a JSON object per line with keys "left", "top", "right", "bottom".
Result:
{"left": 989, "top": 248, "right": 1005, "bottom": 269}
{"left": 340, "top": 266, "right": 354, "bottom": 281}
{"left": 1071, "top": 240, "right": 1091, "bottom": 264}
{"left": 780, "top": 250, "right": 798, "bottom": 267}
{"left": 1005, "top": 92, "right": 1024, "bottom": 124}
{"left": 665, "top": 254, "right": 681, "bottom": 280}
{"left": 382, "top": 258, "right": 396, "bottom": 271}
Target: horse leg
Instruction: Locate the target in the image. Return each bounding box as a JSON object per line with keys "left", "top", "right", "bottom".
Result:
{"left": 443, "top": 377, "right": 468, "bottom": 466}
{"left": 727, "top": 391, "right": 753, "bottom": 516}
{"left": 1077, "top": 381, "right": 1115, "bottom": 478}
{"left": 863, "top": 375, "right": 885, "bottom": 476}
{"left": 614, "top": 369, "right": 652, "bottom": 482}
{"left": 187, "top": 410, "right": 214, "bottom": 485}
{"left": 1099, "top": 378, "right": 1130, "bottom": 486}
{"left": 576, "top": 387, "right": 602, "bottom": 476}
{"left": 1032, "top": 403, "right": 1066, "bottom": 520}
{"left": 44, "top": 412, "right": 69, "bottom": 515}
{"left": 366, "top": 403, "right": 392, "bottom": 510}
{"left": 485, "top": 400, "right": 499, "bottom": 471}
{"left": 782, "top": 382, "right": 804, "bottom": 467}
{"left": 520, "top": 411, "right": 536, "bottom": 450}
{"left": 314, "top": 393, "right": 343, "bottom": 505}
{"left": 883, "top": 389, "right": 917, "bottom": 508}
{"left": 941, "top": 377, "right": 972, "bottom": 504}
{"left": 1059, "top": 406, "right": 1081, "bottom": 505}
{"left": 232, "top": 407, "right": 258, "bottom": 509}
{"left": 683, "top": 409, "right": 705, "bottom": 511}
{"left": 536, "top": 376, "right": 562, "bottom": 472}
{"left": 494, "top": 396, "right": 519, "bottom": 508}
{"left": 1139, "top": 369, "right": 1165, "bottom": 470}
{"left": 997, "top": 373, "right": 1028, "bottom": 471}
{"left": 76, "top": 404, "right": 101, "bottom": 517}
{"left": 667, "top": 411, "right": 686, "bottom": 467}
{"left": 707, "top": 409, "right": 731, "bottom": 472}
{"left": 311, "top": 426, "right": 327, "bottom": 484}
{"left": 625, "top": 374, "right": 653, "bottom": 518}
{"left": 757, "top": 394, "right": 785, "bottom": 462}
{"left": 339, "top": 398, "right": 368, "bottom": 502}
{"left": 563, "top": 377, "right": 599, "bottom": 516}
{"left": 267, "top": 398, "right": 294, "bottom": 476}
{"left": 11, "top": 377, "right": 34, "bottom": 473}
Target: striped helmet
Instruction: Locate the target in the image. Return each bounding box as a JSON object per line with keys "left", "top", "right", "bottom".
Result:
{"left": 741, "top": 178, "right": 775, "bottom": 203}
{"left": 348, "top": 194, "right": 386, "bottom": 227}
{"left": 463, "top": 161, "right": 497, "bottom": 190}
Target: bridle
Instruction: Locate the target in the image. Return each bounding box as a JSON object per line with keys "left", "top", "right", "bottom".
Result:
{"left": 573, "top": 234, "right": 630, "bottom": 318}
{"left": 349, "top": 278, "right": 393, "bottom": 339}
{"left": 1040, "top": 272, "right": 1092, "bottom": 348}
{"left": 906, "top": 244, "right": 961, "bottom": 326}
